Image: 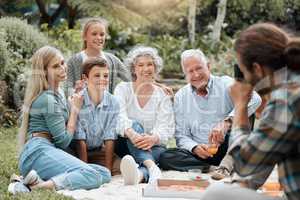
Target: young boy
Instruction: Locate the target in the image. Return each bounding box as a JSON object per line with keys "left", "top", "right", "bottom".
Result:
{"left": 72, "top": 57, "right": 120, "bottom": 175}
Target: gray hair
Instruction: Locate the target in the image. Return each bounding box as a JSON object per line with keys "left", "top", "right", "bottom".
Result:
{"left": 124, "top": 46, "right": 163, "bottom": 81}
{"left": 181, "top": 49, "right": 208, "bottom": 73}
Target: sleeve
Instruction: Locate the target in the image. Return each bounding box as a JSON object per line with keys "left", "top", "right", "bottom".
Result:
{"left": 174, "top": 92, "right": 198, "bottom": 152}
{"left": 103, "top": 100, "right": 120, "bottom": 141}
{"left": 150, "top": 93, "right": 175, "bottom": 144}
{"left": 64, "top": 56, "right": 77, "bottom": 98}
{"left": 115, "top": 56, "right": 131, "bottom": 82}
{"left": 113, "top": 83, "right": 133, "bottom": 137}
{"left": 225, "top": 81, "right": 262, "bottom": 117}
{"left": 73, "top": 118, "right": 87, "bottom": 140}
{"left": 228, "top": 99, "right": 295, "bottom": 176}
{"left": 41, "top": 95, "right": 73, "bottom": 149}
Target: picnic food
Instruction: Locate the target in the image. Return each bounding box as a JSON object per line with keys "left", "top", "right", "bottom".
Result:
{"left": 208, "top": 144, "right": 218, "bottom": 155}
{"left": 262, "top": 182, "right": 281, "bottom": 191}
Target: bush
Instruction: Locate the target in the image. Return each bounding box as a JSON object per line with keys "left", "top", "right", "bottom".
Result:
{"left": 0, "top": 17, "right": 48, "bottom": 109}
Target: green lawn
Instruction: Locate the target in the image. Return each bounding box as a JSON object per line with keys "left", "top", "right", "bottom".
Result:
{"left": 0, "top": 127, "right": 73, "bottom": 200}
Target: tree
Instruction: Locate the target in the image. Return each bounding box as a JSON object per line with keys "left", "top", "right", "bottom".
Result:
{"left": 211, "top": 0, "right": 227, "bottom": 46}
{"left": 35, "top": 0, "right": 79, "bottom": 28}
{"left": 188, "top": 0, "right": 197, "bottom": 47}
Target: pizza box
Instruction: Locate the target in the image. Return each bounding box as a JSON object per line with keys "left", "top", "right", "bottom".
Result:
{"left": 143, "top": 179, "right": 210, "bottom": 199}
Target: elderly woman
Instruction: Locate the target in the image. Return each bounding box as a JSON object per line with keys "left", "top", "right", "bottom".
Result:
{"left": 114, "top": 46, "right": 175, "bottom": 185}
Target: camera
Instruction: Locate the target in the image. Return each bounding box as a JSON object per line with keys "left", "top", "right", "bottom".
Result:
{"left": 234, "top": 64, "right": 244, "bottom": 81}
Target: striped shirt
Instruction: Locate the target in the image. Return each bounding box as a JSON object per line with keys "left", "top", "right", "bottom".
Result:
{"left": 229, "top": 69, "right": 300, "bottom": 200}
{"left": 73, "top": 89, "right": 120, "bottom": 150}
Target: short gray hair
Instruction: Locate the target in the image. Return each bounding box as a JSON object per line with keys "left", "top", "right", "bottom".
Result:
{"left": 124, "top": 46, "right": 163, "bottom": 81}
{"left": 181, "top": 49, "right": 208, "bottom": 73}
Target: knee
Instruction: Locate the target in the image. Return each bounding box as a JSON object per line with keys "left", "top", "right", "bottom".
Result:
{"left": 83, "top": 167, "right": 111, "bottom": 189}
{"left": 131, "top": 121, "right": 144, "bottom": 134}
{"left": 100, "top": 167, "right": 111, "bottom": 184}
{"left": 158, "top": 152, "right": 169, "bottom": 169}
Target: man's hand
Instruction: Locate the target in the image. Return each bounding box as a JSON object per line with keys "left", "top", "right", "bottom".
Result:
{"left": 192, "top": 144, "right": 212, "bottom": 159}
{"left": 208, "top": 120, "right": 231, "bottom": 145}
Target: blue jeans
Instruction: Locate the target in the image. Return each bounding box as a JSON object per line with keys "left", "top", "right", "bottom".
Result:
{"left": 126, "top": 122, "right": 166, "bottom": 182}
{"left": 19, "top": 137, "right": 111, "bottom": 190}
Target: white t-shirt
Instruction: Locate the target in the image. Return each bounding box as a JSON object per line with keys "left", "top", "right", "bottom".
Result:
{"left": 80, "top": 51, "right": 106, "bottom": 62}
{"left": 114, "top": 82, "right": 175, "bottom": 144}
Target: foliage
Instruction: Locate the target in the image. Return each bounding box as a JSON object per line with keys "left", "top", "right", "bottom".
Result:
{"left": 41, "top": 20, "right": 82, "bottom": 57}
{"left": 0, "top": 97, "right": 18, "bottom": 128}
{"left": 0, "top": 17, "right": 48, "bottom": 108}
{"left": 0, "top": 127, "right": 73, "bottom": 200}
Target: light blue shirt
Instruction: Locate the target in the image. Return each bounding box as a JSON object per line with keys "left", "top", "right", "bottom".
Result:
{"left": 74, "top": 89, "right": 120, "bottom": 150}
{"left": 174, "top": 75, "right": 262, "bottom": 152}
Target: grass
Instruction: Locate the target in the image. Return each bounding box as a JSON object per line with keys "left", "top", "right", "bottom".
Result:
{"left": 0, "top": 126, "right": 177, "bottom": 200}
{"left": 0, "top": 127, "right": 73, "bottom": 200}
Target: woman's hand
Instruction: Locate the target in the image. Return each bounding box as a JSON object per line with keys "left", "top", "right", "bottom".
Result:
{"left": 154, "top": 82, "right": 174, "bottom": 97}
{"left": 69, "top": 93, "right": 83, "bottom": 113}
{"left": 74, "top": 80, "right": 85, "bottom": 93}
{"left": 134, "top": 134, "right": 159, "bottom": 150}
{"left": 230, "top": 81, "right": 253, "bottom": 109}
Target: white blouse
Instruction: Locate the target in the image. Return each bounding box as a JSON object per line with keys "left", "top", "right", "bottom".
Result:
{"left": 114, "top": 82, "right": 175, "bottom": 144}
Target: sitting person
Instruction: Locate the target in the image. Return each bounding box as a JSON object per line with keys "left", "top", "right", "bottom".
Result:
{"left": 202, "top": 23, "right": 300, "bottom": 200}
{"left": 114, "top": 46, "right": 175, "bottom": 185}
{"left": 159, "top": 49, "right": 261, "bottom": 173}
{"left": 9, "top": 46, "right": 111, "bottom": 194}
{"left": 70, "top": 57, "right": 120, "bottom": 175}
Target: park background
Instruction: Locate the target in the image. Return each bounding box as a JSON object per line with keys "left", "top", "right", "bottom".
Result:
{"left": 0, "top": 0, "right": 299, "bottom": 199}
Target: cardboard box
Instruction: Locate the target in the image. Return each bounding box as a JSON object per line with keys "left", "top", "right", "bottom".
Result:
{"left": 143, "top": 179, "right": 209, "bottom": 199}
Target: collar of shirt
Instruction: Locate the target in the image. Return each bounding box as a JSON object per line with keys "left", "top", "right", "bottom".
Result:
{"left": 82, "top": 88, "right": 109, "bottom": 110}
{"left": 190, "top": 75, "right": 214, "bottom": 98}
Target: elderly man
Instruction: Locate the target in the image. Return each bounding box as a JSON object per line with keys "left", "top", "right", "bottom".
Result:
{"left": 159, "top": 49, "right": 261, "bottom": 173}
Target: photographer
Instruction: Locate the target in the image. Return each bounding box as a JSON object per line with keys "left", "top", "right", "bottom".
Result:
{"left": 202, "top": 23, "right": 300, "bottom": 200}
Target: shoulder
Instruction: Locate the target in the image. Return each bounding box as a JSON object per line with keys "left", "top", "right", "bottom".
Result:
{"left": 115, "top": 81, "right": 131, "bottom": 91}
{"left": 32, "top": 90, "right": 57, "bottom": 108}
{"left": 104, "top": 91, "right": 120, "bottom": 110}
{"left": 103, "top": 51, "right": 121, "bottom": 62}
{"left": 67, "top": 52, "right": 83, "bottom": 65}
{"left": 213, "top": 75, "right": 234, "bottom": 87}
{"left": 175, "top": 84, "right": 191, "bottom": 99}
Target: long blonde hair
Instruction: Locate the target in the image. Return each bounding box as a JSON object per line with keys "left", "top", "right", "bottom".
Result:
{"left": 18, "top": 46, "right": 62, "bottom": 154}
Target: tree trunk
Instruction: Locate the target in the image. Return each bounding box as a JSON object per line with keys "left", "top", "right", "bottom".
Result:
{"left": 211, "top": 0, "right": 227, "bottom": 45}
{"left": 188, "top": 0, "right": 197, "bottom": 47}
{"left": 35, "top": 0, "right": 68, "bottom": 27}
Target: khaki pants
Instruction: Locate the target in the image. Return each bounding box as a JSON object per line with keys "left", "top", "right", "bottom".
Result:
{"left": 88, "top": 148, "right": 121, "bottom": 176}
{"left": 67, "top": 146, "right": 121, "bottom": 176}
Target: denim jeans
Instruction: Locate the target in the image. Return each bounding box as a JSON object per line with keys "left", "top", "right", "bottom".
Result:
{"left": 126, "top": 121, "right": 166, "bottom": 182}
{"left": 19, "top": 137, "right": 111, "bottom": 190}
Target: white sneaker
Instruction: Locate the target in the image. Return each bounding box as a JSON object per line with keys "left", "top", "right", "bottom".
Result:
{"left": 120, "top": 155, "right": 140, "bottom": 185}
{"left": 8, "top": 182, "right": 30, "bottom": 194}
{"left": 23, "top": 170, "right": 44, "bottom": 186}
{"left": 148, "top": 165, "right": 161, "bottom": 184}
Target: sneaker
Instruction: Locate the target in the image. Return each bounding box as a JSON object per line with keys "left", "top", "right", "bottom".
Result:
{"left": 148, "top": 165, "right": 161, "bottom": 184}
{"left": 211, "top": 166, "right": 231, "bottom": 180}
{"left": 10, "top": 174, "right": 22, "bottom": 183}
{"left": 23, "top": 170, "right": 44, "bottom": 186}
{"left": 8, "top": 182, "right": 30, "bottom": 194}
{"left": 120, "top": 155, "right": 140, "bottom": 185}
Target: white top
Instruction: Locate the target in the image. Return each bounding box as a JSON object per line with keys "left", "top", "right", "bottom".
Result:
{"left": 80, "top": 51, "right": 106, "bottom": 62}
{"left": 114, "top": 82, "right": 175, "bottom": 144}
